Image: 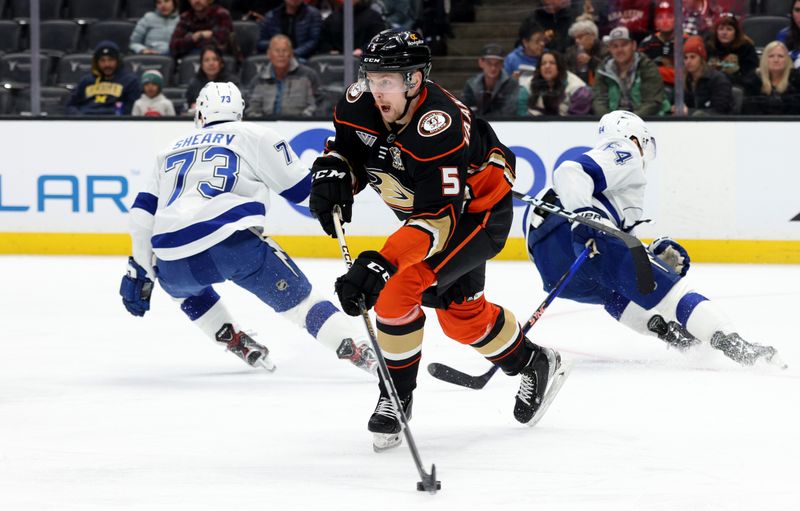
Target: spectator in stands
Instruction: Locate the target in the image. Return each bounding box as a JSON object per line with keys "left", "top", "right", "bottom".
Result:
{"left": 130, "top": 0, "right": 180, "bottom": 55}
{"left": 607, "top": 0, "right": 651, "bottom": 42}
{"left": 170, "top": 0, "right": 236, "bottom": 58}
{"left": 245, "top": 35, "right": 318, "bottom": 117}
{"left": 505, "top": 22, "right": 547, "bottom": 79}
{"left": 706, "top": 13, "right": 759, "bottom": 91}
{"left": 639, "top": 1, "right": 686, "bottom": 89}
{"left": 674, "top": 35, "right": 733, "bottom": 116}
{"left": 462, "top": 43, "right": 519, "bottom": 117}
{"left": 682, "top": 0, "right": 721, "bottom": 36}
{"left": 66, "top": 41, "right": 141, "bottom": 116}
{"left": 592, "top": 26, "right": 669, "bottom": 116}
{"left": 256, "top": 0, "right": 322, "bottom": 60}
{"left": 517, "top": 0, "right": 579, "bottom": 54}
{"left": 185, "top": 45, "right": 236, "bottom": 112}
{"left": 520, "top": 49, "right": 593, "bottom": 116}
{"left": 231, "top": 0, "right": 281, "bottom": 21}
{"left": 742, "top": 41, "right": 800, "bottom": 115}
{"left": 776, "top": 0, "right": 800, "bottom": 68}
{"left": 133, "top": 70, "right": 176, "bottom": 116}
{"left": 564, "top": 18, "right": 606, "bottom": 86}
{"left": 317, "top": 0, "right": 387, "bottom": 56}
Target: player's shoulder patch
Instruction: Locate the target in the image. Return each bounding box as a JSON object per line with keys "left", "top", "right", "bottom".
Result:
{"left": 417, "top": 110, "right": 452, "bottom": 138}
{"left": 345, "top": 82, "right": 364, "bottom": 103}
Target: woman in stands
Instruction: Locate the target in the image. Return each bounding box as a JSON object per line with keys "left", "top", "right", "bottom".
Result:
{"left": 519, "top": 50, "right": 593, "bottom": 116}
{"left": 129, "top": 0, "right": 180, "bottom": 55}
{"left": 776, "top": 0, "right": 800, "bottom": 68}
{"left": 742, "top": 41, "right": 800, "bottom": 115}
{"left": 706, "top": 13, "right": 759, "bottom": 90}
{"left": 185, "top": 45, "right": 235, "bottom": 113}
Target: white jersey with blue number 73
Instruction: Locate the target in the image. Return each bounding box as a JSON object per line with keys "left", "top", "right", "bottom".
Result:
{"left": 129, "top": 121, "right": 310, "bottom": 268}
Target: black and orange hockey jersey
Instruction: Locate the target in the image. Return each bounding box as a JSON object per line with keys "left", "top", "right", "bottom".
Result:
{"left": 326, "top": 81, "right": 515, "bottom": 272}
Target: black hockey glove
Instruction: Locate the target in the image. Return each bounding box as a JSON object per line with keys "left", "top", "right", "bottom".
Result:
{"left": 335, "top": 251, "right": 397, "bottom": 316}
{"left": 309, "top": 155, "right": 353, "bottom": 237}
{"left": 119, "top": 257, "right": 154, "bottom": 317}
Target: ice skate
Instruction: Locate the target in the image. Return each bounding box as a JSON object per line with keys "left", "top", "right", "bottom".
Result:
{"left": 710, "top": 332, "right": 787, "bottom": 369}
{"left": 215, "top": 323, "right": 276, "bottom": 372}
{"left": 648, "top": 315, "right": 700, "bottom": 351}
{"left": 514, "top": 346, "right": 570, "bottom": 427}
{"left": 367, "top": 394, "right": 412, "bottom": 452}
{"left": 336, "top": 338, "right": 378, "bottom": 375}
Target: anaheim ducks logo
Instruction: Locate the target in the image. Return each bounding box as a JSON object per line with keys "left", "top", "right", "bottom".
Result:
{"left": 346, "top": 82, "right": 363, "bottom": 103}
{"left": 366, "top": 169, "right": 414, "bottom": 212}
{"left": 417, "top": 110, "right": 451, "bottom": 137}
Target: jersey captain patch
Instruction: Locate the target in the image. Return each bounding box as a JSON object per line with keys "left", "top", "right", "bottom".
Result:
{"left": 417, "top": 110, "right": 451, "bottom": 137}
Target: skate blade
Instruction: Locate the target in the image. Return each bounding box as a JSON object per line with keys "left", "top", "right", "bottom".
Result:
{"left": 526, "top": 360, "right": 572, "bottom": 428}
{"left": 372, "top": 433, "right": 402, "bottom": 453}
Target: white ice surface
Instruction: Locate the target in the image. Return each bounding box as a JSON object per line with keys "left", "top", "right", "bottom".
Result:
{"left": 1, "top": 256, "right": 798, "bottom": 511}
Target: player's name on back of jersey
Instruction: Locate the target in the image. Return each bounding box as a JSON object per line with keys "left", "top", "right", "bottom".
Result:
{"left": 171, "top": 132, "right": 236, "bottom": 151}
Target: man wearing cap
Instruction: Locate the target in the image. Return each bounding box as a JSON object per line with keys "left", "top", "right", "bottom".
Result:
{"left": 66, "top": 41, "right": 141, "bottom": 116}
{"left": 462, "top": 43, "right": 520, "bottom": 117}
{"left": 132, "top": 70, "right": 177, "bottom": 116}
{"left": 592, "top": 26, "right": 669, "bottom": 116}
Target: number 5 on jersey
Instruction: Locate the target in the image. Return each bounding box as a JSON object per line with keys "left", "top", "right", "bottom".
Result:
{"left": 440, "top": 166, "right": 460, "bottom": 196}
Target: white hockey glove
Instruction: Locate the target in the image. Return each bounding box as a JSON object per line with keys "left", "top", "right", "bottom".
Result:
{"left": 648, "top": 237, "right": 691, "bottom": 276}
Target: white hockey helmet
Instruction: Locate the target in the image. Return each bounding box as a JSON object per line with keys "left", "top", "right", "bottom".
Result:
{"left": 597, "top": 110, "right": 656, "bottom": 162}
{"left": 194, "top": 81, "right": 245, "bottom": 128}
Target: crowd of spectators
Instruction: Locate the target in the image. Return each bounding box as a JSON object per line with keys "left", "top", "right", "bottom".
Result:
{"left": 2, "top": 0, "right": 800, "bottom": 117}
{"left": 461, "top": 0, "right": 800, "bottom": 118}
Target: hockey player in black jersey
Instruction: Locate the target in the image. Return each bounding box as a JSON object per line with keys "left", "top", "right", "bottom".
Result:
{"left": 309, "top": 29, "right": 569, "bottom": 451}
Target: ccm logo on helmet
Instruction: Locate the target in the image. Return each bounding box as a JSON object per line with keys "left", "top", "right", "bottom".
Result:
{"left": 363, "top": 57, "right": 381, "bottom": 63}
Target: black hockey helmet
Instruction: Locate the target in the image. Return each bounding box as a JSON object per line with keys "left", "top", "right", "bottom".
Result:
{"left": 359, "top": 29, "right": 432, "bottom": 87}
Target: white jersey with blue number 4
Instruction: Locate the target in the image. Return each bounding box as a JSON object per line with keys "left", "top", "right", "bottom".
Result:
{"left": 129, "top": 121, "right": 310, "bottom": 274}
{"left": 552, "top": 136, "right": 646, "bottom": 231}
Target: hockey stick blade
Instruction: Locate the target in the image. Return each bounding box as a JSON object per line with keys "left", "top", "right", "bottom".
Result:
{"left": 428, "top": 363, "right": 499, "bottom": 390}
{"left": 427, "top": 246, "right": 592, "bottom": 391}
{"left": 512, "top": 190, "right": 655, "bottom": 295}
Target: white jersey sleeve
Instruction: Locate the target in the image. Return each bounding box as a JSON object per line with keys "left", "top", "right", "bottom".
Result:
{"left": 127, "top": 121, "right": 311, "bottom": 262}
{"left": 552, "top": 136, "right": 647, "bottom": 231}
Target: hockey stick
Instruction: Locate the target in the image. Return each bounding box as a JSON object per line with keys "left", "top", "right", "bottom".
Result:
{"left": 428, "top": 245, "right": 592, "bottom": 389}
{"left": 512, "top": 190, "right": 655, "bottom": 295}
{"left": 331, "top": 206, "right": 441, "bottom": 494}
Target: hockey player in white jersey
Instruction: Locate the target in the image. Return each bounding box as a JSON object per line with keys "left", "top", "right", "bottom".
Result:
{"left": 119, "top": 82, "right": 377, "bottom": 374}
{"left": 523, "top": 110, "right": 784, "bottom": 368}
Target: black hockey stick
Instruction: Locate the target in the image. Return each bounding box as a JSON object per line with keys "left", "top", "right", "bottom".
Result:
{"left": 428, "top": 245, "right": 592, "bottom": 389}
{"left": 512, "top": 190, "right": 655, "bottom": 295}
{"left": 331, "top": 206, "right": 441, "bottom": 494}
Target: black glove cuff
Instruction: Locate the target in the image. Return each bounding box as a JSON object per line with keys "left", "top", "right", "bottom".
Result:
{"left": 358, "top": 250, "right": 397, "bottom": 279}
